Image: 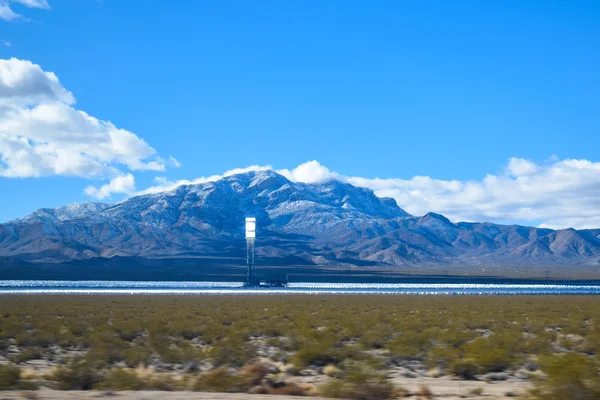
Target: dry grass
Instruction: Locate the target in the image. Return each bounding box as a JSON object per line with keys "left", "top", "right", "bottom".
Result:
{"left": 251, "top": 382, "right": 309, "bottom": 396}
{"left": 323, "top": 365, "right": 341, "bottom": 377}
{"left": 469, "top": 386, "right": 485, "bottom": 396}
{"left": 417, "top": 384, "right": 434, "bottom": 399}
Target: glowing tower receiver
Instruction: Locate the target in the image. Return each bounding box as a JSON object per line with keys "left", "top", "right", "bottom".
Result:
{"left": 245, "top": 217, "right": 258, "bottom": 286}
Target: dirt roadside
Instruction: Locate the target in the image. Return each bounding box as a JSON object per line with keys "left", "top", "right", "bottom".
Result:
{"left": 0, "top": 376, "right": 530, "bottom": 399}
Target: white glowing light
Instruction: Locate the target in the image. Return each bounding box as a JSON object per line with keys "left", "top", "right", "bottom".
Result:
{"left": 245, "top": 217, "right": 256, "bottom": 239}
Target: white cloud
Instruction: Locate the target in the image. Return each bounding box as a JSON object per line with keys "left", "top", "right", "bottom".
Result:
{"left": 136, "top": 164, "right": 274, "bottom": 196}
{"left": 0, "top": 0, "right": 49, "bottom": 21}
{"left": 0, "top": 58, "right": 172, "bottom": 186}
{"left": 1, "top": 40, "right": 11, "bottom": 47}
{"left": 11, "top": 0, "right": 49, "bottom": 9}
{"left": 277, "top": 160, "right": 341, "bottom": 183}
{"left": 506, "top": 157, "right": 538, "bottom": 176}
{"left": 85, "top": 173, "right": 136, "bottom": 200}
{"left": 340, "top": 158, "right": 600, "bottom": 229}
{"left": 168, "top": 156, "right": 181, "bottom": 168}
{"left": 0, "top": 4, "right": 20, "bottom": 21}
{"left": 0, "top": 59, "right": 74, "bottom": 104}
{"left": 136, "top": 158, "right": 600, "bottom": 230}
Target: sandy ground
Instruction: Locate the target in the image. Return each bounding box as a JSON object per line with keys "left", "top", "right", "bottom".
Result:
{"left": 0, "top": 377, "right": 530, "bottom": 399}
{"left": 391, "top": 376, "right": 529, "bottom": 398}
{"left": 0, "top": 390, "right": 328, "bottom": 399}
{"left": 4, "top": 358, "right": 533, "bottom": 399}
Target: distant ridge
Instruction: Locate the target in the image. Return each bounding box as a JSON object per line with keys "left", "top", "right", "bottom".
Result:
{"left": 1, "top": 171, "right": 600, "bottom": 277}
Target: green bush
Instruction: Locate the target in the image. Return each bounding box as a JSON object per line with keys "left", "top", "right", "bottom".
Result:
{"left": 387, "top": 329, "right": 436, "bottom": 359}
{"left": 123, "top": 346, "right": 152, "bottom": 367}
{"left": 320, "top": 366, "right": 395, "bottom": 400}
{"left": 461, "top": 335, "right": 515, "bottom": 373}
{"left": 469, "top": 386, "right": 484, "bottom": 396}
{"left": 193, "top": 368, "right": 252, "bottom": 393}
{"left": 426, "top": 346, "right": 459, "bottom": 370}
{"left": 582, "top": 331, "right": 600, "bottom": 355}
{"left": 438, "top": 329, "right": 477, "bottom": 349}
{"left": 85, "top": 330, "right": 129, "bottom": 365}
{"left": 96, "top": 369, "right": 145, "bottom": 390}
{"left": 146, "top": 374, "right": 179, "bottom": 391}
{"left": 193, "top": 363, "right": 270, "bottom": 393}
{"left": 525, "top": 353, "right": 600, "bottom": 400}
{"left": 210, "top": 339, "right": 256, "bottom": 367}
{"left": 240, "top": 362, "right": 270, "bottom": 386}
{"left": 0, "top": 364, "right": 21, "bottom": 389}
{"left": 14, "top": 331, "right": 55, "bottom": 348}
{"left": 48, "top": 359, "right": 102, "bottom": 390}
{"left": 11, "top": 347, "right": 45, "bottom": 364}
{"left": 449, "top": 358, "right": 479, "bottom": 380}
{"left": 291, "top": 339, "right": 344, "bottom": 367}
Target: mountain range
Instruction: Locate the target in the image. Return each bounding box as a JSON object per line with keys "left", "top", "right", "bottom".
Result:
{"left": 1, "top": 170, "right": 600, "bottom": 279}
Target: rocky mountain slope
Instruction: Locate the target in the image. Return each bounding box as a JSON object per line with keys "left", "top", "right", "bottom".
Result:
{"left": 1, "top": 171, "right": 600, "bottom": 272}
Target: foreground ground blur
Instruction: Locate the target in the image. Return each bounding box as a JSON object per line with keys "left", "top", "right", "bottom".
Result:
{"left": 1, "top": 295, "right": 599, "bottom": 399}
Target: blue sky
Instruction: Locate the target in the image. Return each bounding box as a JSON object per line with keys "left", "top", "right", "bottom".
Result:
{"left": 1, "top": 0, "right": 599, "bottom": 228}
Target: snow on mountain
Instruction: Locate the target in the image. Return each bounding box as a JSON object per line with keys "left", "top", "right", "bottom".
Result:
{"left": 1, "top": 170, "right": 600, "bottom": 269}
{"left": 9, "top": 202, "right": 110, "bottom": 225}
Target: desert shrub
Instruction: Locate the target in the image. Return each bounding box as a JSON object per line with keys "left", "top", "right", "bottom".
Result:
{"left": 288, "top": 326, "right": 350, "bottom": 367}
{"left": 178, "top": 340, "right": 204, "bottom": 363}
{"left": 558, "top": 335, "right": 585, "bottom": 351}
{"left": 11, "top": 347, "right": 44, "bottom": 364}
{"left": 358, "top": 325, "right": 392, "bottom": 349}
{"left": 96, "top": 369, "right": 145, "bottom": 390}
{"left": 357, "top": 352, "right": 388, "bottom": 371}
{"left": 320, "top": 367, "right": 395, "bottom": 400}
{"left": 16, "top": 380, "right": 40, "bottom": 390}
{"left": 461, "top": 335, "right": 515, "bottom": 373}
{"left": 469, "top": 386, "right": 484, "bottom": 396}
{"left": 425, "top": 345, "right": 459, "bottom": 370}
{"left": 145, "top": 374, "right": 179, "bottom": 391}
{"left": 291, "top": 339, "right": 346, "bottom": 368}
{"left": 210, "top": 339, "right": 256, "bottom": 367}
{"left": 48, "top": 359, "right": 102, "bottom": 390}
{"left": 123, "top": 346, "right": 152, "bottom": 367}
{"left": 417, "top": 384, "right": 434, "bottom": 399}
{"left": 147, "top": 328, "right": 203, "bottom": 365}
{"left": 449, "top": 358, "right": 479, "bottom": 380}
{"left": 522, "top": 331, "right": 554, "bottom": 354}
{"left": 582, "top": 331, "right": 600, "bottom": 355}
{"left": 387, "top": 328, "right": 437, "bottom": 359}
{"left": 19, "top": 390, "right": 39, "bottom": 399}
{"left": 323, "top": 364, "right": 341, "bottom": 378}
{"left": 85, "top": 330, "right": 129, "bottom": 365}
{"left": 438, "top": 329, "right": 477, "bottom": 349}
{"left": 14, "top": 331, "right": 55, "bottom": 348}
{"left": 193, "top": 368, "right": 252, "bottom": 393}
{"left": 240, "top": 362, "right": 270, "bottom": 386}
{"left": 113, "top": 322, "right": 143, "bottom": 342}
{"left": 154, "top": 344, "right": 185, "bottom": 364}
{"left": 393, "top": 385, "right": 410, "bottom": 398}
{"left": 0, "top": 364, "right": 21, "bottom": 389}
{"left": 524, "top": 353, "right": 600, "bottom": 400}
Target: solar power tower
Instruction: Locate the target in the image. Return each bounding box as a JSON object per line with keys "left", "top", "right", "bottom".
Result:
{"left": 245, "top": 217, "right": 258, "bottom": 286}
